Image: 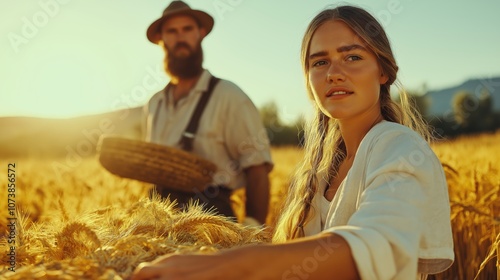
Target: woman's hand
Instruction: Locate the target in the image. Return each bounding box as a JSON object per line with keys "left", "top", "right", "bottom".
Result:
{"left": 130, "top": 246, "right": 261, "bottom": 280}
{"left": 131, "top": 253, "right": 223, "bottom": 280}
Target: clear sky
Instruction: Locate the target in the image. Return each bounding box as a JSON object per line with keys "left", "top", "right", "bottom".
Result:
{"left": 1, "top": 0, "right": 499, "bottom": 123}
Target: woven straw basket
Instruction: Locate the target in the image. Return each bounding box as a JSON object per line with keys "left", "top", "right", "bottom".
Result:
{"left": 97, "top": 136, "right": 217, "bottom": 192}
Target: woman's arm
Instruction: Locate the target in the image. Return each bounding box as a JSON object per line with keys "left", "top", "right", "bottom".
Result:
{"left": 130, "top": 233, "right": 360, "bottom": 280}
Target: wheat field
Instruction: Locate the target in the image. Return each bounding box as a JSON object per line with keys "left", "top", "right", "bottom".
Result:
{"left": 0, "top": 132, "right": 499, "bottom": 279}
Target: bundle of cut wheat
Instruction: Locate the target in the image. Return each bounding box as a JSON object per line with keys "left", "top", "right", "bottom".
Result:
{"left": 0, "top": 196, "right": 270, "bottom": 280}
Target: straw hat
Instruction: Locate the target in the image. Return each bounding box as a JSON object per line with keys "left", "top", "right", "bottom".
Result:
{"left": 146, "top": 0, "right": 214, "bottom": 44}
{"left": 97, "top": 136, "right": 217, "bottom": 192}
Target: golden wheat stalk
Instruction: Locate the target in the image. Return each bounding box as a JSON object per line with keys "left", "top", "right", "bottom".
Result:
{"left": 474, "top": 232, "right": 500, "bottom": 280}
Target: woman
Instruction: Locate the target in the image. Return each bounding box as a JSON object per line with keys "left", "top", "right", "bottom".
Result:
{"left": 131, "top": 5, "right": 454, "bottom": 280}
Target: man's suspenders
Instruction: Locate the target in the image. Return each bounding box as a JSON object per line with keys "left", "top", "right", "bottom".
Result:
{"left": 152, "top": 76, "right": 220, "bottom": 151}
{"left": 179, "top": 76, "right": 220, "bottom": 151}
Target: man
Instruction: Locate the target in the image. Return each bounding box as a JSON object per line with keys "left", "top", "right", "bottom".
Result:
{"left": 142, "top": 1, "right": 273, "bottom": 225}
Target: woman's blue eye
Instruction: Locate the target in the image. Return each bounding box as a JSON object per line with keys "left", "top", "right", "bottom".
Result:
{"left": 312, "top": 60, "right": 327, "bottom": 67}
{"left": 347, "top": 55, "right": 362, "bottom": 61}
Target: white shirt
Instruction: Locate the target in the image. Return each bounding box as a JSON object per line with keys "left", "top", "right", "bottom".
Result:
{"left": 143, "top": 70, "right": 273, "bottom": 190}
{"left": 320, "top": 179, "right": 346, "bottom": 230}
{"left": 303, "top": 121, "right": 454, "bottom": 279}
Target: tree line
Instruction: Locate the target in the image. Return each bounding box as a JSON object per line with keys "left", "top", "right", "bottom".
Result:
{"left": 406, "top": 89, "right": 500, "bottom": 139}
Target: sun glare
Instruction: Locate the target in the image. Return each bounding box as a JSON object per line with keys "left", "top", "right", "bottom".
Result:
{"left": 10, "top": 42, "right": 118, "bottom": 119}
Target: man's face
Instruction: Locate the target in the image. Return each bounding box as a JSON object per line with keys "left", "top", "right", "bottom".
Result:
{"left": 161, "top": 15, "right": 206, "bottom": 59}
{"left": 160, "top": 15, "right": 206, "bottom": 79}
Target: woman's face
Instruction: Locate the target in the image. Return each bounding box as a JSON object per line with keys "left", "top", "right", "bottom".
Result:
{"left": 308, "top": 20, "right": 388, "bottom": 121}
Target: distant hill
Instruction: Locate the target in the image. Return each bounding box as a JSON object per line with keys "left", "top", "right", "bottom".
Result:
{"left": 424, "top": 76, "right": 500, "bottom": 117}
{"left": 0, "top": 107, "right": 142, "bottom": 157}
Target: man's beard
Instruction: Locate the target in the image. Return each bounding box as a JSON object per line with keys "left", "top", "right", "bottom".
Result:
{"left": 163, "top": 42, "right": 203, "bottom": 79}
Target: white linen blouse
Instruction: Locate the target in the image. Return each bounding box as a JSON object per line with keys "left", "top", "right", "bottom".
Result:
{"left": 304, "top": 121, "right": 454, "bottom": 280}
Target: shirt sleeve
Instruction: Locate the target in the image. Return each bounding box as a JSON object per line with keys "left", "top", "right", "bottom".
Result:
{"left": 325, "top": 131, "right": 453, "bottom": 279}
{"left": 219, "top": 81, "right": 273, "bottom": 170}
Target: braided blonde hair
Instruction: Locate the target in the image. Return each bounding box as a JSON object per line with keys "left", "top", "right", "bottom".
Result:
{"left": 273, "top": 5, "right": 430, "bottom": 242}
